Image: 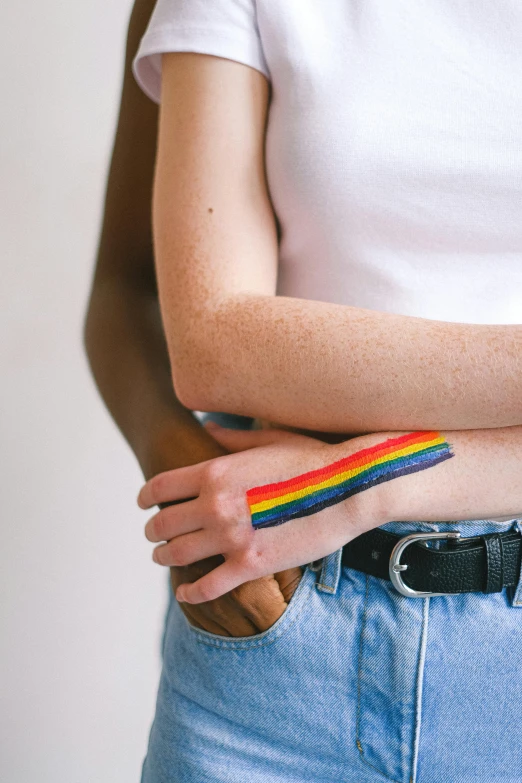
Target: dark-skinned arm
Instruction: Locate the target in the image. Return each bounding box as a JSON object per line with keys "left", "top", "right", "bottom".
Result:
{"left": 82, "top": 0, "right": 302, "bottom": 636}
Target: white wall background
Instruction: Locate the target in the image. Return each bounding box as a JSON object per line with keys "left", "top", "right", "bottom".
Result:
{"left": 1, "top": 3, "right": 168, "bottom": 781}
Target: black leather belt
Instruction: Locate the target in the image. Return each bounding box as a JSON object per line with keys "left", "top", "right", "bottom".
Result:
{"left": 341, "top": 527, "right": 522, "bottom": 598}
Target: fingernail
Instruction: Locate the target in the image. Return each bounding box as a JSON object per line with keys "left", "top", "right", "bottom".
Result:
{"left": 176, "top": 588, "right": 185, "bottom": 602}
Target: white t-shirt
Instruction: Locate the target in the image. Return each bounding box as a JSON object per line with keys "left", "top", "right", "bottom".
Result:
{"left": 132, "top": 0, "right": 522, "bottom": 325}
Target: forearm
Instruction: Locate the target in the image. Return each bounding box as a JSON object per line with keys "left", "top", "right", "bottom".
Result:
{"left": 83, "top": 279, "right": 225, "bottom": 480}
{"left": 153, "top": 53, "right": 522, "bottom": 436}
{"left": 172, "top": 292, "right": 522, "bottom": 434}
{"left": 367, "top": 425, "right": 522, "bottom": 524}
{"left": 82, "top": 0, "right": 232, "bottom": 481}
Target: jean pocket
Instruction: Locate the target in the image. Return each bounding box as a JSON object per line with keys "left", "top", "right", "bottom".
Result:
{"left": 185, "top": 563, "right": 317, "bottom": 650}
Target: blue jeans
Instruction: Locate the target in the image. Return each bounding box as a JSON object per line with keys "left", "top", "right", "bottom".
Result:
{"left": 143, "top": 412, "right": 522, "bottom": 783}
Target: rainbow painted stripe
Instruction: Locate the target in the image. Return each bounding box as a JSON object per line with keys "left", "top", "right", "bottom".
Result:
{"left": 246, "top": 431, "right": 454, "bottom": 529}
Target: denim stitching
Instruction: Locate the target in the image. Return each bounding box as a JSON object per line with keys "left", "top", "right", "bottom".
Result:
{"left": 355, "top": 575, "right": 369, "bottom": 754}
{"left": 355, "top": 575, "right": 402, "bottom": 783}
{"left": 188, "top": 566, "right": 316, "bottom": 650}
{"left": 193, "top": 587, "right": 310, "bottom": 650}
{"left": 511, "top": 520, "right": 522, "bottom": 606}
{"left": 317, "top": 547, "right": 343, "bottom": 594}
{"left": 410, "top": 596, "right": 430, "bottom": 783}
{"left": 315, "top": 584, "right": 335, "bottom": 593}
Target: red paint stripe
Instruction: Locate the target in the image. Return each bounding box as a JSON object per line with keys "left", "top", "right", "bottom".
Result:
{"left": 246, "top": 431, "right": 441, "bottom": 502}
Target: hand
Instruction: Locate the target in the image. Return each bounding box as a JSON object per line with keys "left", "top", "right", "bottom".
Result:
{"left": 170, "top": 555, "right": 303, "bottom": 636}
{"left": 147, "top": 424, "right": 304, "bottom": 636}
{"left": 137, "top": 425, "right": 386, "bottom": 604}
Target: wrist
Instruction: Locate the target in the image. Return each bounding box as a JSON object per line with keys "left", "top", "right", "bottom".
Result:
{"left": 327, "top": 432, "right": 406, "bottom": 534}
{"left": 140, "top": 421, "right": 228, "bottom": 480}
{"left": 328, "top": 429, "right": 457, "bottom": 533}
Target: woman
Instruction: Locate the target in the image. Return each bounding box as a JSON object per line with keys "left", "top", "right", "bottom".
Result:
{"left": 130, "top": 1, "right": 522, "bottom": 780}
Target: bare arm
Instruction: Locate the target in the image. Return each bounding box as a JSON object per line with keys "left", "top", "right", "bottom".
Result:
{"left": 152, "top": 52, "right": 522, "bottom": 435}
{"left": 83, "top": 0, "right": 226, "bottom": 482}
{"left": 137, "top": 422, "right": 522, "bottom": 604}
{"left": 83, "top": 0, "right": 305, "bottom": 637}
{"left": 383, "top": 425, "right": 522, "bottom": 523}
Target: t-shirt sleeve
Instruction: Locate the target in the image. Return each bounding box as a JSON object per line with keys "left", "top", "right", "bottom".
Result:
{"left": 132, "top": 0, "right": 270, "bottom": 104}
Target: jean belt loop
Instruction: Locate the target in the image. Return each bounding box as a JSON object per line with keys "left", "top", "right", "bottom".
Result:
{"left": 313, "top": 547, "right": 344, "bottom": 594}
{"left": 510, "top": 519, "right": 522, "bottom": 608}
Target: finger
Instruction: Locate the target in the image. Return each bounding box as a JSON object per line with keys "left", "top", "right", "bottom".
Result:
{"left": 214, "top": 608, "right": 259, "bottom": 637}
{"left": 203, "top": 423, "right": 295, "bottom": 452}
{"left": 273, "top": 567, "right": 304, "bottom": 604}
{"left": 189, "top": 595, "right": 260, "bottom": 636}
{"left": 145, "top": 498, "right": 201, "bottom": 542}
{"left": 179, "top": 605, "right": 231, "bottom": 636}
{"left": 176, "top": 559, "right": 250, "bottom": 604}
{"left": 170, "top": 555, "right": 225, "bottom": 591}
{"left": 231, "top": 575, "right": 288, "bottom": 631}
{"left": 170, "top": 558, "right": 259, "bottom": 635}
{"left": 153, "top": 530, "right": 221, "bottom": 567}
{"left": 137, "top": 461, "right": 209, "bottom": 509}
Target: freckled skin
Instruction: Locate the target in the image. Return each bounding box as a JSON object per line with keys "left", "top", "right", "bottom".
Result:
{"left": 149, "top": 49, "right": 522, "bottom": 537}
{"left": 87, "top": 4, "right": 522, "bottom": 618}
{"left": 153, "top": 58, "right": 522, "bottom": 434}
{"left": 253, "top": 416, "right": 360, "bottom": 445}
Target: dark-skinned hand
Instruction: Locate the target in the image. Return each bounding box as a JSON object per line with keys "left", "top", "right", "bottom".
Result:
{"left": 170, "top": 555, "right": 303, "bottom": 636}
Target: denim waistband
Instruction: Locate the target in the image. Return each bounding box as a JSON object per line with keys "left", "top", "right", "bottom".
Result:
{"left": 316, "top": 518, "right": 522, "bottom": 608}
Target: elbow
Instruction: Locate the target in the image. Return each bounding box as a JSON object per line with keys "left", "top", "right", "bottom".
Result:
{"left": 172, "top": 371, "right": 207, "bottom": 411}
{"left": 168, "top": 303, "right": 241, "bottom": 412}
{"left": 170, "top": 348, "right": 224, "bottom": 412}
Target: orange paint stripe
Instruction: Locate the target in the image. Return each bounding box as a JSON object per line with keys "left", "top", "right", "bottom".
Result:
{"left": 246, "top": 431, "right": 440, "bottom": 502}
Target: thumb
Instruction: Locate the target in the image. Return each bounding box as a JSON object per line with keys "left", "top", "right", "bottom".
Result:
{"left": 202, "top": 420, "right": 295, "bottom": 452}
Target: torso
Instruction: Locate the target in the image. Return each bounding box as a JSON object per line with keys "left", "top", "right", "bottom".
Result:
{"left": 135, "top": 0, "right": 522, "bottom": 438}
{"left": 259, "top": 0, "right": 522, "bottom": 325}
{"left": 257, "top": 1, "right": 522, "bottom": 439}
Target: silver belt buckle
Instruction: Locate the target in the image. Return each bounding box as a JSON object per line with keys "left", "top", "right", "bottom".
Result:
{"left": 389, "top": 531, "right": 462, "bottom": 598}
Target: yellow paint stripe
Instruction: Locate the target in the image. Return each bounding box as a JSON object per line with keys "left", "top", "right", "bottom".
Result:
{"left": 249, "top": 436, "right": 446, "bottom": 514}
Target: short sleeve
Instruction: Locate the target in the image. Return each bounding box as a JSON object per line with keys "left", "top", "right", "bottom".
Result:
{"left": 132, "top": 0, "right": 270, "bottom": 104}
